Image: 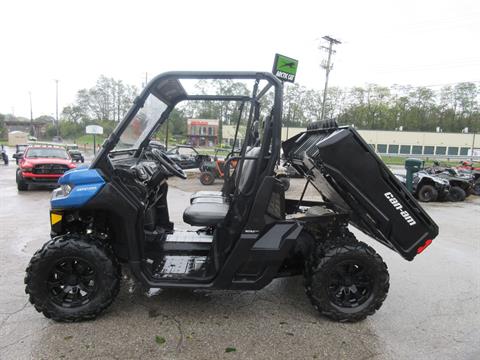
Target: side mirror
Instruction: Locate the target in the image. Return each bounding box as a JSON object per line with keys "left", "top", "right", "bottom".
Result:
{"left": 13, "top": 153, "right": 23, "bottom": 160}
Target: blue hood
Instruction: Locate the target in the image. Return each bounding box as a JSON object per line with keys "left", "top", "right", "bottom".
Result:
{"left": 51, "top": 168, "right": 105, "bottom": 209}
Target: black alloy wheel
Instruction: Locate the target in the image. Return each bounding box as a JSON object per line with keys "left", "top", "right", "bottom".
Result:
{"left": 25, "top": 234, "right": 120, "bottom": 322}
{"left": 304, "top": 235, "right": 389, "bottom": 322}
{"left": 47, "top": 257, "right": 97, "bottom": 308}
{"left": 326, "top": 259, "right": 373, "bottom": 308}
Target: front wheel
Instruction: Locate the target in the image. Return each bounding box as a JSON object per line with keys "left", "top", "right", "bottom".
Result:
{"left": 16, "top": 171, "right": 28, "bottom": 191}
{"left": 305, "top": 237, "right": 389, "bottom": 322}
{"left": 25, "top": 234, "right": 120, "bottom": 322}
{"left": 417, "top": 184, "right": 438, "bottom": 202}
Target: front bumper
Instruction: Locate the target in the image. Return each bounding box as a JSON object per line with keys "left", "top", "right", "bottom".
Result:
{"left": 20, "top": 172, "right": 61, "bottom": 185}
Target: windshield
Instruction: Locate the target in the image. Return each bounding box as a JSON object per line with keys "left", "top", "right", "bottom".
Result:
{"left": 114, "top": 94, "right": 168, "bottom": 150}
{"left": 26, "top": 147, "right": 69, "bottom": 159}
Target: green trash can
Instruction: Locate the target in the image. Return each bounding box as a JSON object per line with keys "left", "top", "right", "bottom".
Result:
{"left": 404, "top": 158, "right": 424, "bottom": 192}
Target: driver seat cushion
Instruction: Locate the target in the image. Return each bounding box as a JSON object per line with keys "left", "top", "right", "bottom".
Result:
{"left": 190, "top": 191, "right": 226, "bottom": 204}
{"left": 183, "top": 202, "right": 229, "bottom": 226}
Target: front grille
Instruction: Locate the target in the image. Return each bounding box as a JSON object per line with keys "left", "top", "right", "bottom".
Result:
{"left": 32, "top": 164, "right": 69, "bottom": 174}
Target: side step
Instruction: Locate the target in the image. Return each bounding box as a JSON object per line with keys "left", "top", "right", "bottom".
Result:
{"left": 152, "top": 255, "right": 210, "bottom": 279}
{"left": 166, "top": 231, "right": 213, "bottom": 243}
{"left": 162, "top": 231, "right": 213, "bottom": 255}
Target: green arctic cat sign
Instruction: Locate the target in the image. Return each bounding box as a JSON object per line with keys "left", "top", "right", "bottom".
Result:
{"left": 272, "top": 54, "right": 298, "bottom": 83}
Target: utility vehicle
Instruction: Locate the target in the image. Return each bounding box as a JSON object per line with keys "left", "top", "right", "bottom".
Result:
{"left": 198, "top": 148, "right": 239, "bottom": 185}
{"left": 25, "top": 71, "right": 438, "bottom": 323}
{"left": 12, "top": 144, "right": 28, "bottom": 164}
{"left": 165, "top": 145, "right": 210, "bottom": 169}
{"left": 66, "top": 144, "right": 85, "bottom": 163}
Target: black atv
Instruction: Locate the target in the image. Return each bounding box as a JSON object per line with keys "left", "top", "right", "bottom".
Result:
{"left": 425, "top": 164, "right": 475, "bottom": 201}
{"left": 395, "top": 171, "right": 450, "bottom": 202}
{"left": 24, "top": 71, "right": 438, "bottom": 323}
{"left": 1, "top": 145, "right": 8, "bottom": 165}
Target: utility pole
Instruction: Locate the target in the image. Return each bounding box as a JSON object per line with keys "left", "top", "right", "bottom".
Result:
{"left": 55, "top": 79, "right": 59, "bottom": 137}
{"left": 319, "top": 35, "right": 341, "bottom": 121}
{"left": 29, "top": 91, "right": 35, "bottom": 137}
{"left": 472, "top": 131, "right": 476, "bottom": 161}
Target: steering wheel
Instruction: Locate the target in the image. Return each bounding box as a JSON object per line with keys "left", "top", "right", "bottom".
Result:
{"left": 151, "top": 148, "right": 187, "bottom": 179}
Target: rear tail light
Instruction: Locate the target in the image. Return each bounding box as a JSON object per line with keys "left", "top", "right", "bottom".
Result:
{"left": 417, "top": 239, "right": 433, "bottom": 254}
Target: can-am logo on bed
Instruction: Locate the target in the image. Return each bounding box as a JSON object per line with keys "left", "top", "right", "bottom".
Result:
{"left": 384, "top": 192, "right": 417, "bottom": 226}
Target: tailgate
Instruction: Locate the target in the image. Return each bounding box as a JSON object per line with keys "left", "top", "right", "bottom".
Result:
{"left": 283, "top": 126, "right": 438, "bottom": 261}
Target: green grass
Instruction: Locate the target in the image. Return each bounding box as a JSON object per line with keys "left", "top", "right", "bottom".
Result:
{"left": 74, "top": 134, "right": 106, "bottom": 146}
{"left": 380, "top": 156, "right": 460, "bottom": 167}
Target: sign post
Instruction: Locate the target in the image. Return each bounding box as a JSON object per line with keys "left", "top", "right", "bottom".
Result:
{"left": 272, "top": 54, "right": 299, "bottom": 83}
{"left": 85, "top": 125, "right": 104, "bottom": 155}
{"left": 273, "top": 54, "right": 298, "bottom": 142}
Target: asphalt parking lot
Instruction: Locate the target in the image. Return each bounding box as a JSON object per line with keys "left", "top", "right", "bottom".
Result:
{"left": 0, "top": 162, "right": 479, "bottom": 360}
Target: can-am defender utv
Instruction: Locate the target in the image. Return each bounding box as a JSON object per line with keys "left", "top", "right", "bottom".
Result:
{"left": 25, "top": 72, "right": 438, "bottom": 323}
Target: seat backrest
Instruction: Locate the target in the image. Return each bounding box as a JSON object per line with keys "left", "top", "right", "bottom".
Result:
{"left": 235, "top": 147, "right": 261, "bottom": 194}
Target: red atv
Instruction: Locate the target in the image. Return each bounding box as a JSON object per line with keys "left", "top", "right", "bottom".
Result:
{"left": 16, "top": 145, "right": 76, "bottom": 191}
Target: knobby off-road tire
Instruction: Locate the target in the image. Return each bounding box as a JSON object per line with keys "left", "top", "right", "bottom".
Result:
{"left": 278, "top": 177, "right": 290, "bottom": 192}
{"left": 448, "top": 186, "right": 466, "bottom": 202}
{"left": 473, "top": 181, "right": 480, "bottom": 196}
{"left": 16, "top": 171, "right": 28, "bottom": 191}
{"left": 418, "top": 184, "right": 438, "bottom": 202}
{"left": 199, "top": 171, "right": 215, "bottom": 185}
{"left": 25, "top": 234, "right": 121, "bottom": 322}
{"left": 304, "top": 235, "right": 389, "bottom": 322}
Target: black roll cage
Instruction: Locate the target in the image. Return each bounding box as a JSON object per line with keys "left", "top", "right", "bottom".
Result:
{"left": 91, "top": 72, "right": 284, "bottom": 182}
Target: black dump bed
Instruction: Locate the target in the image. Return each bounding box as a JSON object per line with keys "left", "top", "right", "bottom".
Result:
{"left": 283, "top": 125, "right": 438, "bottom": 261}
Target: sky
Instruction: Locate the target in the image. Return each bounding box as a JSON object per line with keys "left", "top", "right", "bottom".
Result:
{"left": 0, "top": 0, "right": 479, "bottom": 118}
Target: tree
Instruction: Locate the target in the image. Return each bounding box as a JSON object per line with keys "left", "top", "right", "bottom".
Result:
{"left": 66, "top": 76, "right": 138, "bottom": 122}
{"left": 0, "top": 114, "right": 7, "bottom": 139}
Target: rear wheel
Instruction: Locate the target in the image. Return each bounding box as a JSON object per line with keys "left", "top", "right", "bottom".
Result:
{"left": 417, "top": 184, "right": 438, "bottom": 202}
{"left": 448, "top": 186, "right": 466, "bottom": 202}
{"left": 25, "top": 234, "right": 120, "bottom": 322}
{"left": 304, "top": 236, "right": 389, "bottom": 322}
{"left": 199, "top": 171, "right": 215, "bottom": 185}
{"left": 473, "top": 181, "right": 480, "bottom": 196}
{"left": 278, "top": 177, "right": 290, "bottom": 191}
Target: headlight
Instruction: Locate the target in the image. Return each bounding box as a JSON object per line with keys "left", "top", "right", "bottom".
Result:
{"left": 61, "top": 184, "right": 72, "bottom": 196}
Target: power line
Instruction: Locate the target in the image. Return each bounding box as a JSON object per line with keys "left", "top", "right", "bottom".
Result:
{"left": 319, "top": 35, "right": 341, "bottom": 121}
